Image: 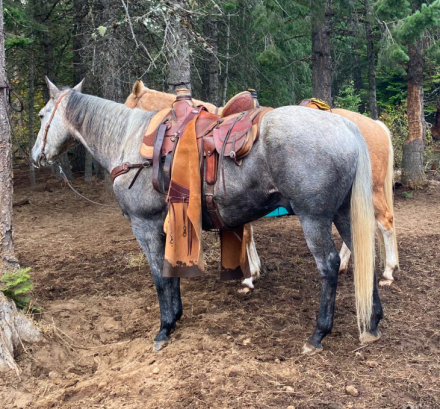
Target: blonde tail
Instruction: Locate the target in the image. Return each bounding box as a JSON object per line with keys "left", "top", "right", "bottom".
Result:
{"left": 376, "top": 120, "right": 399, "bottom": 269}
{"left": 351, "top": 129, "right": 376, "bottom": 334}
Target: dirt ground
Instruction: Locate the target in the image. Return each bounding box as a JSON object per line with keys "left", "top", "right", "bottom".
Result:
{"left": 1, "top": 168, "right": 440, "bottom": 409}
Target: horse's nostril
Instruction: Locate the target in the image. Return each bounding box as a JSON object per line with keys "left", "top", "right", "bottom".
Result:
{"left": 37, "top": 153, "right": 46, "bottom": 167}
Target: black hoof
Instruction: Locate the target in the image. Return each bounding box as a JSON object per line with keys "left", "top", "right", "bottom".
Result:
{"left": 153, "top": 339, "right": 169, "bottom": 352}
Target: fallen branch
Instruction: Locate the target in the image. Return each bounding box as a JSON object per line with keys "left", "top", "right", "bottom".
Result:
{"left": 13, "top": 199, "right": 29, "bottom": 207}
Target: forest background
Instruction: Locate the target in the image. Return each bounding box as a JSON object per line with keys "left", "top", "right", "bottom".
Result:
{"left": 3, "top": 0, "right": 440, "bottom": 187}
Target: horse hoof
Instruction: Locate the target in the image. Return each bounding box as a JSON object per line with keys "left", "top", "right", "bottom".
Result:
{"left": 241, "top": 278, "right": 254, "bottom": 289}
{"left": 379, "top": 279, "right": 393, "bottom": 287}
{"left": 153, "top": 340, "right": 169, "bottom": 352}
{"left": 301, "top": 342, "right": 323, "bottom": 355}
{"left": 359, "top": 330, "right": 381, "bottom": 345}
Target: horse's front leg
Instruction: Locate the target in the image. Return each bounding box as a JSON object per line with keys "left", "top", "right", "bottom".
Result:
{"left": 131, "top": 218, "right": 182, "bottom": 351}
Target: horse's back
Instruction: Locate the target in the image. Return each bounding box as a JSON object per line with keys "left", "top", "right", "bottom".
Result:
{"left": 260, "top": 106, "right": 365, "bottom": 214}
{"left": 331, "top": 109, "right": 389, "bottom": 186}
{"left": 262, "top": 106, "right": 363, "bottom": 161}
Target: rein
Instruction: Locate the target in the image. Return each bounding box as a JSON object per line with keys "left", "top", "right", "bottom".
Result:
{"left": 55, "top": 162, "right": 118, "bottom": 208}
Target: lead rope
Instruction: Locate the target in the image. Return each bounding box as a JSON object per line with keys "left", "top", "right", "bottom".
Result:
{"left": 56, "top": 162, "right": 119, "bottom": 208}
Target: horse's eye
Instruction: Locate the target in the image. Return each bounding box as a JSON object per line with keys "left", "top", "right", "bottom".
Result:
{"left": 39, "top": 114, "right": 43, "bottom": 119}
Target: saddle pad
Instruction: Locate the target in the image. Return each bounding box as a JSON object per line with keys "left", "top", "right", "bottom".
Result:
{"left": 140, "top": 108, "right": 171, "bottom": 159}
{"left": 299, "top": 98, "right": 331, "bottom": 110}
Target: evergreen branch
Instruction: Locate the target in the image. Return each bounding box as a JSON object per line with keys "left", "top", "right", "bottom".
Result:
{"left": 42, "top": 0, "right": 64, "bottom": 23}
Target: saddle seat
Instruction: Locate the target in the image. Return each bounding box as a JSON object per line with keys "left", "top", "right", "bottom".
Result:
{"left": 220, "top": 90, "right": 257, "bottom": 117}
{"left": 140, "top": 91, "right": 269, "bottom": 163}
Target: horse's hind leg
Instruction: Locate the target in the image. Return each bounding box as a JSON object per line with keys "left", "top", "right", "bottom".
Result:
{"left": 298, "top": 215, "right": 340, "bottom": 354}
{"left": 375, "top": 192, "right": 398, "bottom": 286}
{"left": 338, "top": 242, "right": 351, "bottom": 274}
{"left": 333, "top": 205, "right": 383, "bottom": 343}
{"left": 131, "top": 218, "right": 182, "bottom": 351}
{"left": 242, "top": 224, "right": 261, "bottom": 289}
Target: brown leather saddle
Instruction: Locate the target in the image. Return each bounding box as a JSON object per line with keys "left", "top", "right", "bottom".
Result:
{"left": 111, "top": 89, "right": 272, "bottom": 229}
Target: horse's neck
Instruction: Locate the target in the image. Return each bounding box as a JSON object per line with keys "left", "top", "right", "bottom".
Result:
{"left": 65, "top": 99, "right": 149, "bottom": 172}
{"left": 70, "top": 127, "right": 118, "bottom": 172}
{"left": 143, "top": 89, "right": 175, "bottom": 110}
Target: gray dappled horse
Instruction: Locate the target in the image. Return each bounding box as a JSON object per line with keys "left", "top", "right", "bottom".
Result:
{"left": 32, "top": 78, "right": 383, "bottom": 354}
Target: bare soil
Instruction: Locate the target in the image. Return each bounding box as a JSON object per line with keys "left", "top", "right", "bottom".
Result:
{"left": 1, "top": 168, "right": 440, "bottom": 409}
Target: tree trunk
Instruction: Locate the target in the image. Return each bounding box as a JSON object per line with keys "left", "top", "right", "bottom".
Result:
{"left": 70, "top": 0, "right": 88, "bottom": 176}
{"left": 0, "top": 2, "right": 18, "bottom": 272}
{"left": 402, "top": 41, "right": 427, "bottom": 188}
{"left": 95, "top": 160, "right": 105, "bottom": 180}
{"left": 84, "top": 150, "right": 93, "bottom": 183}
{"left": 166, "top": 1, "right": 191, "bottom": 94}
{"left": 222, "top": 14, "right": 231, "bottom": 106}
{"left": 0, "top": 1, "right": 42, "bottom": 375}
{"left": 70, "top": 145, "right": 86, "bottom": 174}
{"left": 365, "top": 0, "right": 378, "bottom": 120}
{"left": 312, "top": 0, "right": 332, "bottom": 105}
{"left": 0, "top": 292, "right": 42, "bottom": 376}
{"left": 203, "top": 18, "right": 219, "bottom": 105}
{"left": 28, "top": 42, "right": 36, "bottom": 187}
{"left": 73, "top": 0, "right": 87, "bottom": 85}
{"left": 352, "top": 13, "right": 364, "bottom": 114}
{"left": 53, "top": 153, "right": 72, "bottom": 181}
{"left": 39, "top": 0, "right": 56, "bottom": 101}
{"left": 431, "top": 96, "right": 440, "bottom": 140}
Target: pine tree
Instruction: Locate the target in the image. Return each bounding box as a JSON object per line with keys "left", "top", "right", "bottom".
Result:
{"left": 375, "top": 0, "right": 440, "bottom": 187}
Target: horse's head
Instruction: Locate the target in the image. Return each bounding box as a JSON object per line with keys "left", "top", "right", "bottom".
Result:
{"left": 32, "top": 77, "right": 84, "bottom": 166}
{"left": 125, "top": 81, "right": 183, "bottom": 112}
{"left": 125, "top": 80, "right": 147, "bottom": 109}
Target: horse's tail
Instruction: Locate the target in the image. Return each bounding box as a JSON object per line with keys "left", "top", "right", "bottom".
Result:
{"left": 375, "top": 120, "right": 399, "bottom": 269}
{"left": 350, "top": 125, "right": 376, "bottom": 334}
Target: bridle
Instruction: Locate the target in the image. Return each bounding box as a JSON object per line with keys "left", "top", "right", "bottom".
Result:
{"left": 38, "top": 89, "right": 118, "bottom": 208}
{"left": 38, "top": 91, "right": 70, "bottom": 166}
{"left": 133, "top": 91, "right": 148, "bottom": 108}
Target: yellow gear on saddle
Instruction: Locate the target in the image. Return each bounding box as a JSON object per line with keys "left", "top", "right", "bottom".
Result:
{"left": 310, "top": 98, "right": 331, "bottom": 111}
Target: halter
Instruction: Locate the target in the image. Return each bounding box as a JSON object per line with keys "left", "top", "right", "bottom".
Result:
{"left": 133, "top": 91, "right": 148, "bottom": 108}
{"left": 39, "top": 91, "right": 70, "bottom": 165}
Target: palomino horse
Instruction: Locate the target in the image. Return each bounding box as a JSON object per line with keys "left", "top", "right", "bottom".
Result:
{"left": 299, "top": 99, "right": 398, "bottom": 286}
{"left": 32, "top": 78, "right": 383, "bottom": 354}
{"left": 127, "top": 82, "right": 398, "bottom": 286}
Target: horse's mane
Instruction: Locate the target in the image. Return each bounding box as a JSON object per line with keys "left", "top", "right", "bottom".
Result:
{"left": 67, "top": 91, "right": 154, "bottom": 145}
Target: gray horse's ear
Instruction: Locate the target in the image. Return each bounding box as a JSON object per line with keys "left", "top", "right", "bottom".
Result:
{"left": 45, "top": 76, "right": 60, "bottom": 100}
{"left": 73, "top": 78, "right": 85, "bottom": 93}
